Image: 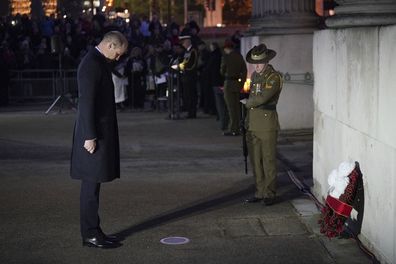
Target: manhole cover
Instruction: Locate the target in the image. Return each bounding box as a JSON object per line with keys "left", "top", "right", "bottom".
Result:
{"left": 160, "top": 237, "right": 190, "bottom": 245}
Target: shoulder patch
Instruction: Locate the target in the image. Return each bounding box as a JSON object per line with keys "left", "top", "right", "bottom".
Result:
{"left": 266, "top": 71, "right": 282, "bottom": 89}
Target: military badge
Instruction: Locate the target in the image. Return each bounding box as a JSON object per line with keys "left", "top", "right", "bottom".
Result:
{"left": 265, "top": 79, "right": 275, "bottom": 89}
{"left": 255, "top": 83, "right": 262, "bottom": 93}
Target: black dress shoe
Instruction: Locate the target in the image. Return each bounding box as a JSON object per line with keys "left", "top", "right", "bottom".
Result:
{"left": 98, "top": 228, "right": 121, "bottom": 242}
{"left": 102, "top": 233, "right": 121, "bottom": 242}
{"left": 244, "top": 197, "right": 263, "bottom": 203}
{"left": 82, "top": 236, "right": 122, "bottom": 249}
{"left": 263, "top": 197, "right": 276, "bottom": 206}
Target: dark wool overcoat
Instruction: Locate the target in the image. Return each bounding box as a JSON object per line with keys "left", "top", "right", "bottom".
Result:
{"left": 70, "top": 47, "right": 120, "bottom": 183}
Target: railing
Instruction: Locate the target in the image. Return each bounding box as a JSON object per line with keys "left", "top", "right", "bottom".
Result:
{"left": 7, "top": 69, "right": 313, "bottom": 103}
{"left": 282, "top": 72, "right": 314, "bottom": 86}
{"left": 9, "top": 69, "right": 77, "bottom": 101}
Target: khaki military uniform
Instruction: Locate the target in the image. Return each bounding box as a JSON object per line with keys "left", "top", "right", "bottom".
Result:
{"left": 245, "top": 64, "right": 282, "bottom": 199}
{"left": 221, "top": 51, "right": 247, "bottom": 133}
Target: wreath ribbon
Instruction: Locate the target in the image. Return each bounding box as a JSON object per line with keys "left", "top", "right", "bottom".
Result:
{"left": 326, "top": 195, "right": 353, "bottom": 217}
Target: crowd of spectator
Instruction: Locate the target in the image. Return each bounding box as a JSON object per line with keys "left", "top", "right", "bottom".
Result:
{"left": 0, "top": 11, "right": 242, "bottom": 122}
{"left": 0, "top": 12, "right": 189, "bottom": 70}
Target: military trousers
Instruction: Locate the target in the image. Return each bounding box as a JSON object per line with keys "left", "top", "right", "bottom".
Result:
{"left": 246, "top": 130, "right": 278, "bottom": 199}
{"left": 223, "top": 89, "right": 240, "bottom": 134}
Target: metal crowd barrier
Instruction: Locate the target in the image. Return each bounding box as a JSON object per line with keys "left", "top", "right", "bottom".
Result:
{"left": 9, "top": 69, "right": 78, "bottom": 101}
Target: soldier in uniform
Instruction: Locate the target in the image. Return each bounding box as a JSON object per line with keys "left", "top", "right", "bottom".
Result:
{"left": 221, "top": 39, "right": 247, "bottom": 136}
{"left": 171, "top": 34, "right": 198, "bottom": 118}
{"left": 241, "top": 44, "right": 283, "bottom": 206}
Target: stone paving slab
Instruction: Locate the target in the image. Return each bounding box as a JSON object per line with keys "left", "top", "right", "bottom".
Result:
{"left": 0, "top": 109, "right": 373, "bottom": 264}
{"left": 219, "top": 217, "right": 267, "bottom": 237}
{"left": 259, "top": 216, "right": 308, "bottom": 236}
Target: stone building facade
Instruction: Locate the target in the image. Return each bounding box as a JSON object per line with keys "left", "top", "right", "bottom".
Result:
{"left": 244, "top": 0, "right": 396, "bottom": 262}
{"left": 313, "top": 1, "right": 396, "bottom": 263}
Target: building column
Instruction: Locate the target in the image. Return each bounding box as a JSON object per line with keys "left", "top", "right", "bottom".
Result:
{"left": 242, "top": 0, "right": 318, "bottom": 129}
{"left": 248, "top": 0, "right": 318, "bottom": 35}
{"left": 326, "top": 0, "right": 396, "bottom": 28}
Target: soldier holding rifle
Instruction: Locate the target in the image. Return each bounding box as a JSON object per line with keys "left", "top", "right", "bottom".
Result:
{"left": 241, "top": 44, "right": 283, "bottom": 206}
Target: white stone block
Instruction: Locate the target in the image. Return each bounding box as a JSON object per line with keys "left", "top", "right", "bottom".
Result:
{"left": 336, "top": 28, "right": 379, "bottom": 137}
{"left": 378, "top": 25, "right": 396, "bottom": 149}
{"left": 313, "top": 30, "right": 337, "bottom": 118}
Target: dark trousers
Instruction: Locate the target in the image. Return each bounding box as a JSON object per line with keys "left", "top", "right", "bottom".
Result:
{"left": 223, "top": 88, "right": 241, "bottom": 133}
{"left": 80, "top": 181, "right": 101, "bottom": 238}
{"left": 202, "top": 77, "right": 216, "bottom": 114}
{"left": 213, "top": 86, "right": 229, "bottom": 131}
{"left": 182, "top": 74, "right": 198, "bottom": 117}
{"left": 128, "top": 73, "right": 146, "bottom": 109}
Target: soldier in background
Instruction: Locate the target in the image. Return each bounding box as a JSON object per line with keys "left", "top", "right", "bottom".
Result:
{"left": 221, "top": 39, "right": 247, "bottom": 136}
{"left": 241, "top": 44, "right": 283, "bottom": 206}
{"left": 171, "top": 34, "right": 198, "bottom": 118}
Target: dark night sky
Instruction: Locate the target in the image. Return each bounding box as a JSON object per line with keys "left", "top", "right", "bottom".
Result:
{"left": 0, "top": 0, "right": 10, "bottom": 16}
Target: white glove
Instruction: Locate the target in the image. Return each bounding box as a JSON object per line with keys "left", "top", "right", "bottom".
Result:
{"left": 240, "top": 99, "right": 247, "bottom": 105}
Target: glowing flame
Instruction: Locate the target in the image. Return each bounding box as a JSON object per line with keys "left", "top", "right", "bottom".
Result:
{"left": 243, "top": 78, "right": 251, "bottom": 93}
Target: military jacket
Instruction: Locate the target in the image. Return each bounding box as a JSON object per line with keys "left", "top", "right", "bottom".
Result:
{"left": 178, "top": 45, "right": 198, "bottom": 74}
{"left": 246, "top": 64, "right": 283, "bottom": 131}
{"left": 221, "top": 51, "right": 247, "bottom": 93}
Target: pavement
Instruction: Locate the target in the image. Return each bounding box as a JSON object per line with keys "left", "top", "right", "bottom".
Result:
{"left": 0, "top": 104, "right": 374, "bottom": 264}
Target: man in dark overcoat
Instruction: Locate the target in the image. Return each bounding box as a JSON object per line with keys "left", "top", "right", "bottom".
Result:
{"left": 70, "top": 31, "right": 128, "bottom": 249}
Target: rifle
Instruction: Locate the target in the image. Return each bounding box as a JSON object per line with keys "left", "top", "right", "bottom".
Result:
{"left": 240, "top": 102, "right": 248, "bottom": 174}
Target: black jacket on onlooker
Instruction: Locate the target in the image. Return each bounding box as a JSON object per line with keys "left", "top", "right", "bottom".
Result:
{"left": 207, "top": 46, "right": 224, "bottom": 87}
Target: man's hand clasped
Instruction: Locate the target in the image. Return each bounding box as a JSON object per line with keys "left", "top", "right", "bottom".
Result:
{"left": 84, "top": 139, "right": 96, "bottom": 154}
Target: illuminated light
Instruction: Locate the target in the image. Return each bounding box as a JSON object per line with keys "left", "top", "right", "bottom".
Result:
{"left": 160, "top": 237, "right": 190, "bottom": 245}
{"left": 102, "top": 6, "right": 106, "bottom": 12}
{"left": 116, "top": 12, "right": 129, "bottom": 18}
{"left": 83, "top": 10, "right": 86, "bottom": 13}
{"left": 41, "top": 0, "right": 57, "bottom": 16}
{"left": 126, "top": 18, "right": 130, "bottom": 23}
{"left": 11, "top": 20, "right": 16, "bottom": 26}
{"left": 63, "top": 15, "right": 67, "bottom": 18}
{"left": 216, "top": 23, "right": 222, "bottom": 27}
{"left": 11, "top": 0, "right": 31, "bottom": 16}
{"left": 106, "top": 0, "right": 114, "bottom": 7}
{"left": 243, "top": 79, "right": 251, "bottom": 93}
{"left": 329, "top": 9, "right": 335, "bottom": 16}
{"left": 124, "top": 9, "right": 129, "bottom": 13}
